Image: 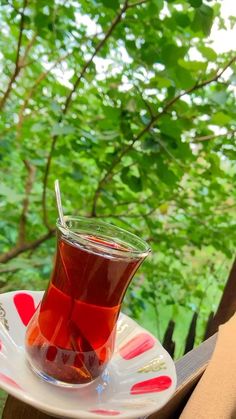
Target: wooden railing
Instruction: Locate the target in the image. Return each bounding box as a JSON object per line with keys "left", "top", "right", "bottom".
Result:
{"left": 162, "top": 256, "right": 236, "bottom": 358}
{"left": 162, "top": 311, "right": 214, "bottom": 358}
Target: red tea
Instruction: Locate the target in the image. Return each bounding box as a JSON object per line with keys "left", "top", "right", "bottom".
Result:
{"left": 26, "top": 233, "right": 143, "bottom": 384}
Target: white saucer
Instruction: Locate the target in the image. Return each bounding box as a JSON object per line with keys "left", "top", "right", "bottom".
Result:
{"left": 0, "top": 290, "right": 176, "bottom": 418}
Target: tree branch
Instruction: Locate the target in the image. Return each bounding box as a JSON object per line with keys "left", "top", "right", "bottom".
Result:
{"left": 0, "top": 158, "right": 53, "bottom": 264}
{"left": 42, "top": 135, "right": 58, "bottom": 230}
{"left": 17, "top": 51, "right": 72, "bottom": 138}
{"left": 194, "top": 129, "right": 236, "bottom": 142}
{"left": 91, "top": 55, "right": 236, "bottom": 215}
{"left": 0, "top": 260, "right": 46, "bottom": 275}
{"left": 20, "top": 32, "right": 37, "bottom": 67}
{"left": 127, "top": 0, "right": 149, "bottom": 8}
{"left": 0, "top": 0, "right": 28, "bottom": 111}
{"left": 9, "top": 2, "right": 24, "bottom": 17}
{"left": 158, "top": 56, "right": 236, "bottom": 115}
{"left": 0, "top": 230, "right": 55, "bottom": 264}
{"left": 42, "top": 0, "right": 130, "bottom": 229}
{"left": 62, "top": 1, "right": 129, "bottom": 116}
{"left": 18, "top": 160, "right": 36, "bottom": 245}
{"left": 16, "top": 30, "right": 105, "bottom": 137}
{"left": 134, "top": 84, "right": 155, "bottom": 118}
{"left": 14, "top": 0, "right": 27, "bottom": 68}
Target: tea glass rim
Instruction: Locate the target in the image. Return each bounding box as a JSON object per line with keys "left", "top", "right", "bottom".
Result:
{"left": 57, "top": 215, "right": 151, "bottom": 260}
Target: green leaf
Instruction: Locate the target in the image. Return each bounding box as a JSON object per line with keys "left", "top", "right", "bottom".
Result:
{"left": 31, "top": 122, "right": 45, "bottom": 133}
{"left": 51, "top": 124, "right": 75, "bottom": 136}
{"left": 121, "top": 168, "right": 142, "bottom": 192}
{"left": 125, "top": 99, "right": 137, "bottom": 113}
{"left": 142, "top": 137, "right": 161, "bottom": 152}
{"left": 34, "top": 12, "right": 50, "bottom": 29}
{"left": 128, "top": 176, "right": 142, "bottom": 193}
{"left": 194, "top": 289, "right": 204, "bottom": 298}
{"left": 174, "top": 66, "right": 195, "bottom": 89}
{"left": 154, "top": 76, "right": 172, "bottom": 88}
{"left": 229, "top": 74, "right": 236, "bottom": 85}
{"left": 156, "top": 159, "right": 179, "bottom": 186}
{"left": 178, "top": 59, "right": 207, "bottom": 71}
{"left": 198, "top": 46, "right": 217, "bottom": 61}
{"left": 145, "top": 0, "right": 164, "bottom": 17}
{"left": 208, "top": 154, "right": 223, "bottom": 176}
{"left": 100, "top": 0, "right": 119, "bottom": 10}
{"left": 192, "top": 5, "right": 214, "bottom": 36}
{"left": 211, "top": 112, "right": 232, "bottom": 126}
{"left": 120, "top": 112, "right": 133, "bottom": 140}
{"left": 141, "top": 45, "right": 160, "bottom": 65}
{"left": 174, "top": 13, "right": 191, "bottom": 28}
{"left": 71, "top": 168, "right": 83, "bottom": 181}
{"left": 0, "top": 185, "right": 22, "bottom": 203}
{"left": 171, "top": 140, "right": 194, "bottom": 161}
{"left": 50, "top": 101, "right": 61, "bottom": 114}
{"left": 188, "top": 0, "right": 202, "bottom": 8}
{"left": 161, "top": 44, "right": 188, "bottom": 67}
{"left": 210, "top": 90, "right": 228, "bottom": 105}
{"left": 103, "top": 106, "right": 120, "bottom": 119}
{"left": 158, "top": 116, "right": 182, "bottom": 140}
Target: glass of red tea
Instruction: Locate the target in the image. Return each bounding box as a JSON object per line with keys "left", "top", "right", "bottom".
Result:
{"left": 25, "top": 216, "right": 150, "bottom": 386}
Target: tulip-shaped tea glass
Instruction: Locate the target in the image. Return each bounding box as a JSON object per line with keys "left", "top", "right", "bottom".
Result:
{"left": 25, "top": 217, "right": 150, "bottom": 386}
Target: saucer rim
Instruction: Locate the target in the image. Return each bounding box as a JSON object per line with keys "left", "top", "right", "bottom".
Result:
{"left": 0, "top": 290, "right": 177, "bottom": 419}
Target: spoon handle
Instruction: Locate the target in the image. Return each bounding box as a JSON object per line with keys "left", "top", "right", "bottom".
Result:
{"left": 54, "top": 180, "right": 66, "bottom": 227}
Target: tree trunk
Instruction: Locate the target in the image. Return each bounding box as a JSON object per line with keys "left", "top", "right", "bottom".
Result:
{"left": 206, "top": 256, "right": 236, "bottom": 338}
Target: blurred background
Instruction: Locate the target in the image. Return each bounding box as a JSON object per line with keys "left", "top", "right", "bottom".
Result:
{"left": 0, "top": 0, "right": 235, "bottom": 373}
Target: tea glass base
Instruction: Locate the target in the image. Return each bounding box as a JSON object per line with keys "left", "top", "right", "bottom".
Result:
{"left": 27, "top": 359, "right": 97, "bottom": 388}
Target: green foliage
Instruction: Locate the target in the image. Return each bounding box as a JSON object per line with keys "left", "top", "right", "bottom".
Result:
{"left": 0, "top": 0, "right": 235, "bottom": 358}
{"left": 192, "top": 4, "right": 214, "bottom": 36}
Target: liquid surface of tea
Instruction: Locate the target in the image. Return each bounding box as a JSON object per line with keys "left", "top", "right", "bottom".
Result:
{"left": 26, "top": 233, "right": 142, "bottom": 384}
